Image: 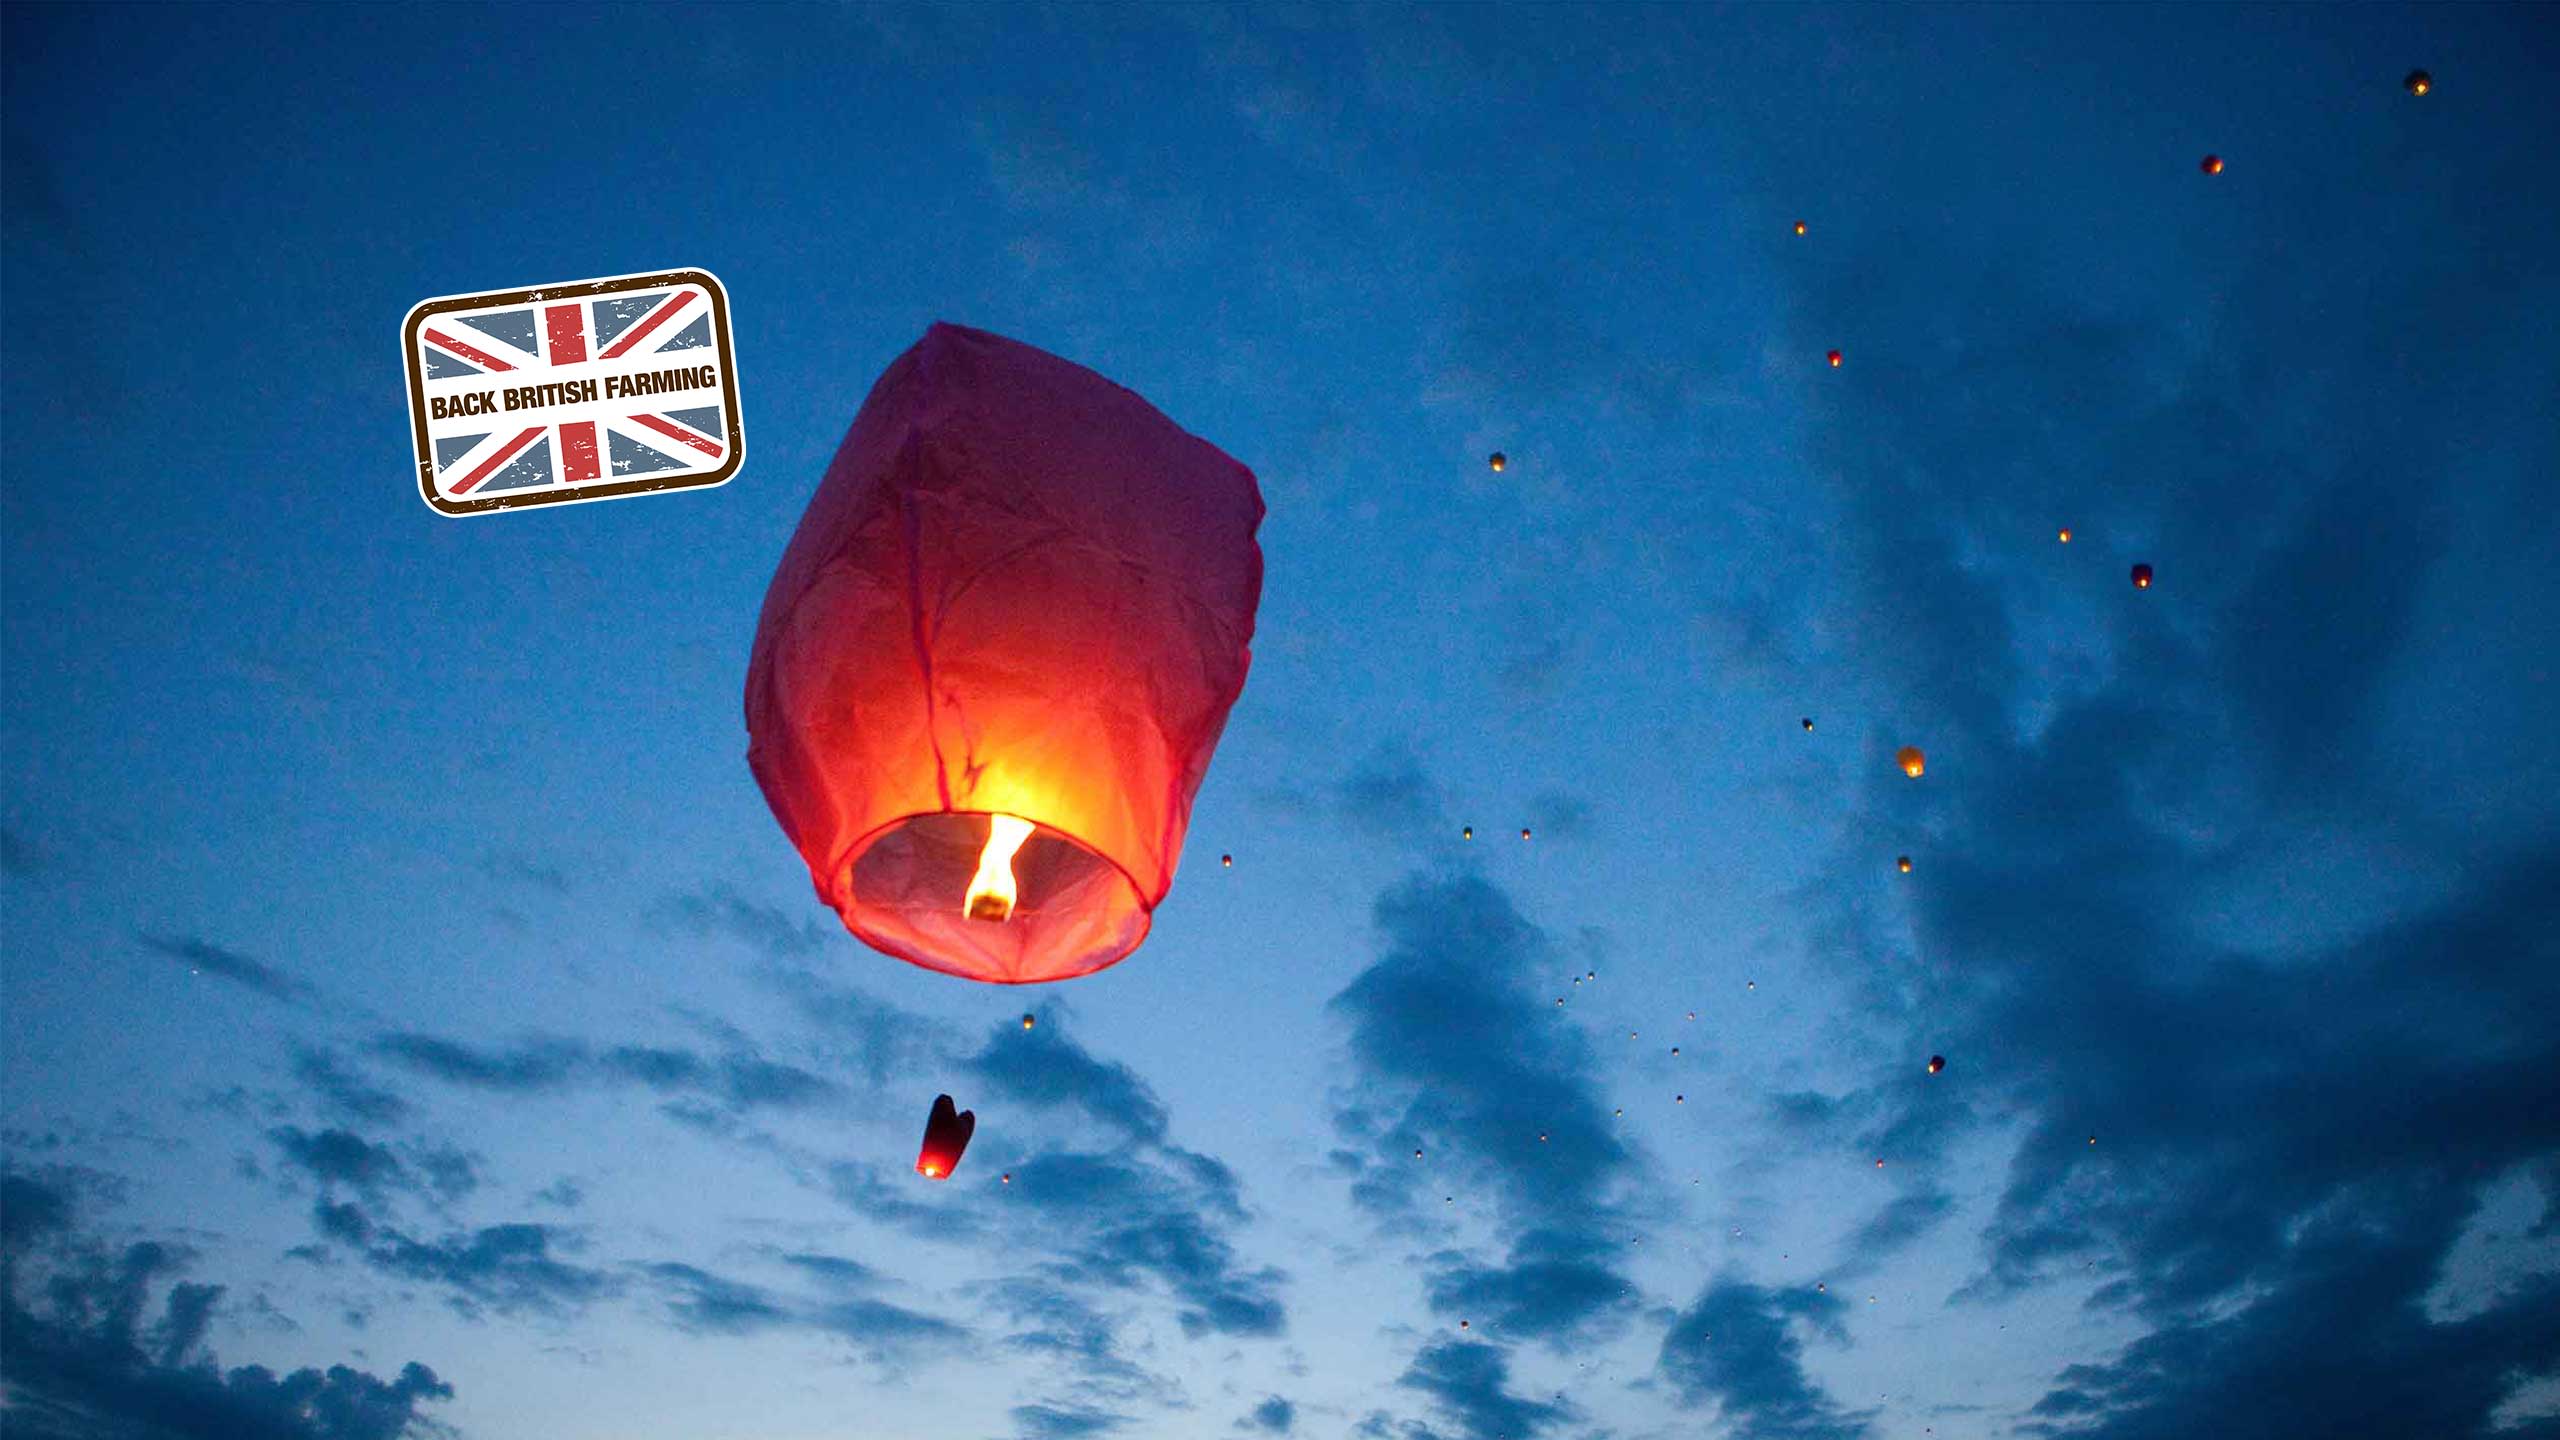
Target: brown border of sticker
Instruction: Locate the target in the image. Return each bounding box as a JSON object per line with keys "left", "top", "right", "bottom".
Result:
{"left": 404, "top": 268, "right": 745, "bottom": 518}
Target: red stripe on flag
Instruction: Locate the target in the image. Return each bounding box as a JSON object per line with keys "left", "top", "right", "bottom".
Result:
{"left": 627, "top": 412, "right": 723, "bottom": 458}
{"left": 423, "top": 327, "right": 516, "bottom": 372}
{"left": 544, "top": 304, "right": 587, "bottom": 365}
{"left": 558, "top": 422, "right": 600, "bottom": 483}
{"left": 450, "top": 427, "right": 547, "bottom": 494}
{"left": 598, "top": 290, "right": 698, "bottom": 360}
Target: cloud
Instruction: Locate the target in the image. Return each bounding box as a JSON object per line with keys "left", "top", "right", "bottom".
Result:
{"left": 1658, "top": 1280, "right": 1870, "bottom": 1440}
{"left": 1326, "top": 872, "right": 1645, "bottom": 1347}
{"left": 1332, "top": 746, "right": 1449, "bottom": 839}
{"left": 1421, "top": 1226, "right": 1638, "bottom": 1349}
{"left": 644, "top": 1261, "right": 794, "bottom": 1334}
{"left": 1011, "top": 1402, "right": 1127, "bottom": 1440}
{"left": 1395, "top": 1338, "right": 1574, "bottom": 1440}
{"left": 291, "top": 1050, "right": 411, "bottom": 1128}
{"left": 0, "top": 1171, "right": 453, "bottom": 1440}
{"left": 361, "top": 1222, "right": 617, "bottom": 1319}
{"left": 268, "top": 1128, "right": 405, "bottom": 1199}
{"left": 653, "top": 881, "right": 833, "bottom": 959}
{"left": 1242, "top": 1395, "right": 1296, "bottom": 1433}
{"left": 1007, "top": 1150, "right": 1285, "bottom": 1339}
{"left": 369, "top": 1034, "right": 585, "bottom": 1093}
{"left": 602, "top": 1045, "right": 840, "bottom": 1112}
{"left": 135, "top": 933, "right": 314, "bottom": 1005}
{"left": 965, "top": 1023, "right": 1170, "bottom": 1144}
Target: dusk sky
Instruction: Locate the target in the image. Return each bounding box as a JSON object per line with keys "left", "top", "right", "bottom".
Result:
{"left": 7, "top": 5, "right": 2560, "bottom": 1439}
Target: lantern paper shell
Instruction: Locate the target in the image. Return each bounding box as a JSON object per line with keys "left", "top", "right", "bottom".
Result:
{"left": 746, "top": 323, "right": 1265, "bottom": 985}
{"left": 1897, "top": 746, "right": 1927, "bottom": 779}
{"left": 916, "top": 1093, "right": 975, "bottom": 1180}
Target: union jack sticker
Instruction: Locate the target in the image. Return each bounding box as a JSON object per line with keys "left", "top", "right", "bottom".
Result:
{"left": 402, "top": 268, "right": 744, "bottom": 517}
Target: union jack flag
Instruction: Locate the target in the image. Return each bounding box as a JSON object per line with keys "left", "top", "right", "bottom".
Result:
{"left": 404, "top": 269, "right": 742, "bottom": 516}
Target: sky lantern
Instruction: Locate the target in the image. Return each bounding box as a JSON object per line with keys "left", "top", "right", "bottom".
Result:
{"left": 2058, "top": 528, "right": 2072, "bottom": 544}
{"left": 1928, "top": 1055, "right": 1945, "bottom": 1075}
{"left": 1801, "top": 717, "right": 1814, "bottom": 732}
{"left": 1488, "top": 451, "right": 1507, "bottom": 472}
{"left": 1021, "top": 1013, "right": 1036, "bottom": 1031}
{"left": 1221, "top": 853, "right": 1232, "bottom": 868}
{"left": 1520, "top": 827, "right": 1532, "bottom": 841}
{"left": 1897, "top": 855, "right": 1913, "bottom": 874}
{"left": 1793, "top": 220, "right": 1808, "bottom": 236}
{"left": 916, "top": 1093, "right": 975, "bottom": 1180}
{"left": 2404, "top": 69, "right": 2431, "bottom": 96}
{"left": 2201, "top": 154, "right": 2224, "bottom": 175}
{"left": 1897, "top": 746, "right": 1926, "bottom": 779}
{"left": 2131, "top": 562, "right": 2154, "bottom": 589}
{"left": 1827, "top": 349, "right": 1843, "bottom": 368}
{"left": 745, "top": 323, "right": 1265, "bottom": 985}
{"left": 1462, "top": 825, "right": 1474, "bottom": 840}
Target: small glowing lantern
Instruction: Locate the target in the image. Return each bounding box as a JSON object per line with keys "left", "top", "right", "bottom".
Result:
{"left": 1221, "top": 853, "right": 1232, "bottom": 868}
{"left": 1520, "top": 827, "right": 1532, "bottom": 841}
{"left": 1021, "top": 1013, "right": 1035, "bottom": 1031}
{"left": 1897, "top": 855, "right": 1912, "bottom": 874}
{"left": 2058, "top": 528, "right": 2072, "bottom": 544}
{"left": 746, "top": 324, "right": 1264, "bottom": 984}
{"left": 2131, "top": 562, "right": 2154, "bottom": 589}
{"left": 1927, "top": 1055, "right": 1945, "bottom": 1075}
{"left": 1827, "top": 349, "right": 1843, "bottom": 368}
{"left": 1462, "top": 825, "right": 1474, "bottom": 840}
{"left": 1488, "top": 452, "right": 1507, "bottom": 473}
{"left": 2201, "top": 155, "right": 2224, "bottom": 175}
{"left": 1801, "top": 717, "right": 1814, "bottom": 732}
{"left": 1793, "top": 220, "right": 1808, "bottom": 236}
{"left": 917, "top": 1093, "right": 975, "bottom": 1180}
{"left": 1897, "top": 746, "right": 1926, "bottom": 779}
{"left": 2404, "top": 69, "right": 2431, "bottom": 96}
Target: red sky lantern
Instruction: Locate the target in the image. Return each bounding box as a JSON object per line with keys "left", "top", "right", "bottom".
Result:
{"left": 746, "top": 323, "right": 1265, "bottom": 985}
{"left": 916, "top": 1093, "right": 975, "bottom": 1180}
{"left": 1827, "top": 349, "right": 1843, "bottom": 368}
{"left": 1897, "top": 745, "right": 1927, "bottom": 779}
{"left": 2132, "top": 562, "right": 2154, "bottom": 589}
{"left": 2200, "top": 155, "right": 2224, "bottom": 175}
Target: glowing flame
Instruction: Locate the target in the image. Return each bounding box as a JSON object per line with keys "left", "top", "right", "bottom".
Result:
{"left": 918, "top": 1159, "right": 945, "bottom": 1179}
{"left": 965, "top": 814, "right": 1037, "bottom": 922}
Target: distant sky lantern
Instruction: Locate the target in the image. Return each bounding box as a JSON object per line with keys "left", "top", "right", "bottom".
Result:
{"left": 1896, "top": 746, "right": 1926, "bottom": 779}
{"left": 1793, "top": 220, "right": 1808, "bottom": 236}
{"left": 2058, "top": 528, "right": 2072, "bottom": 544}
{"left": 746, "top": 324, "right": 1264, "bottom": 985}
{"left": 1928, "top": 1055, "right": 1945, "bottom": 1075}
{"left": 1021, "top": 1013, "right": 1035, "bottom": 1031}
{"left": 1462, "top": 826, "right": 1474, "bottom": 840}
{"left": 1520, "top": 827, "right": 1532, "bottom": 841}
{"left": 1220, "top": 854, "right": 1232, "bottom": 868}
{"left": 2404, "top": 69, "right": 2431, "bottom": 96}
{"left": 2201, "top": 154, "right": 2224, "bottom": 175}
{"left": 2131, "top": 562, "right": 2154, "bottom": 589}
{"left": 1897, "top": 855, "right": 1913, "bottom": 874}
{"left": 1827, "top": 349, "right": 1843, "bottom": 368}
{"left": 1488, "top": 451, "right": 1507, "bottom": 473}
{"left": 916, "top": 1093, "right": 975, "bottom": 1180}
{"left": 1801, "top": 717, "right": 1814, "bottom": 731}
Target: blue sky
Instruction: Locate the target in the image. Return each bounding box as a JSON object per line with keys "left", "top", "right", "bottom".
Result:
{"left": 6, "top": 5, "right": 2559, "bottom": 1439}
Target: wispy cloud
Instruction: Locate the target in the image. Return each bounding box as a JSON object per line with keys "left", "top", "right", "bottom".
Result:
{"left": 135, "top": 932, "right": 314, "bottom": 1005}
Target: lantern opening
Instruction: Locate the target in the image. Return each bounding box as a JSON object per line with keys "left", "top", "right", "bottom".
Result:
{"left": 847, "top": 812, "right": 1149, "bottom": 985}
{"left": 964, "top": 813, "right": 1038, "bottom": 922}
